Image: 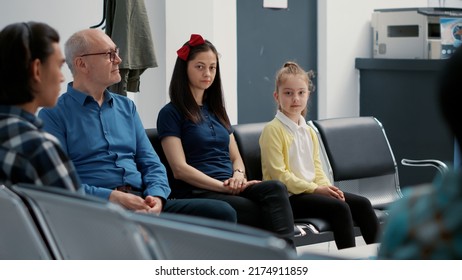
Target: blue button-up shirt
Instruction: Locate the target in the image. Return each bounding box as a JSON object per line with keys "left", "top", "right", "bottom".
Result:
{"left": 38, "top": 83, "right": 170, "bottom": 200}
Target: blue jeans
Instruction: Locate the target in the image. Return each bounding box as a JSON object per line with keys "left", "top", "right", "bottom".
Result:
{"left": 163, "top": 198, "right": 237, "bottom": 223}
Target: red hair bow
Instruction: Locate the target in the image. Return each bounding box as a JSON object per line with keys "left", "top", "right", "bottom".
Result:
{"left": 177, "top": 34, "right": 205, "bottom": 61}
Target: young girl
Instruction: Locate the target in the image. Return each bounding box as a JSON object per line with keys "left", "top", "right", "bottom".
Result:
{"left": 157, "top": 34, "right": 295, "bottom": 247}
{"left": 259, "top": 61, "right": 379, "bottom": 249}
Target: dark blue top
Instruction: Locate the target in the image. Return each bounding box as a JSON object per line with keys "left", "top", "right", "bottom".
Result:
{"left": 157, "top": 102, "right": 233, "bottom": 197}
{"left": 39, "top": 83, "right": 170, "bottom": 200}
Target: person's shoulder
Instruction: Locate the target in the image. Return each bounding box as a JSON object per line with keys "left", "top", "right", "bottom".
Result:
{"left": 55, "top": 91, "right": 74, "bottom": 104}
{"left": 306, "top": 123, "right": 317, "bottom": 136}
{"left": 109, "top": 91, "right": 130, "bottom": 101}
{"left": 158, "top": 102, "right": 181, "bottom": 117}
{"left": 156, "top": 102, "right": 185, "bottom": 131}
{"left": 7, "top": 120, "right": 56, "bottom": 150}
{"left": 106, "top": 92, "right": 139, "bottom": 116}
{"left": 159, "top": 102, "right": 176, "bottom": 112}
{"left": 39, "top": 93, "right": 70, "bottom": 114}
{"left": 5, "top": 116, "right": 36, "bottom": 133}
{"left": 263, "top": 118, "right": 283, "bottom": 131}
{"left": 109, "top": 92, "right": 135, "bottom": 106}
{"left": 261, "top": 119, "right": 283, "bottom": 140}
{"left": 386, "top": 184, "right": 433, "bottom": 222}
{"left": 269, "top": 118, "right": 282, "bottom": 126}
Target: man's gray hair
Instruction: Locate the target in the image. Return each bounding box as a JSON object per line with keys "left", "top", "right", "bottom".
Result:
{"left": 64, "top": 30, "right": 90, "bottom": 74}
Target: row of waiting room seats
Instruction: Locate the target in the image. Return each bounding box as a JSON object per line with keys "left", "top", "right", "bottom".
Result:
{"left": 1, "top": 183, "right": 312, "bottom": 260}
{"left": 148, "top": 116, "right": 447, "bottom": 247}
{"left": 1, "top": 116, "right": 446, "bottom": 259}
{"left": 233, "top": 116, "right": 447, "bottom": 246}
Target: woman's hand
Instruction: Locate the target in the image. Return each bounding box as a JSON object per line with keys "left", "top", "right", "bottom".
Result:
{"left": 224, "top": 174, "right": 246, "bottom": 195}
{"left": 223, "top": 174, "right": 261, "bottom": 195}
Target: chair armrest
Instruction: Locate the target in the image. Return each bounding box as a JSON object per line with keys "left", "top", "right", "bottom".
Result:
{"left": 401, "top": 158, "right": 449, "bottom": 174}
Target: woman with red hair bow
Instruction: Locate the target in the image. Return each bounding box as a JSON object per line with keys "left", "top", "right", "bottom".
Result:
{"left": 157, "top": 34, "right": 296, "bottom": 249}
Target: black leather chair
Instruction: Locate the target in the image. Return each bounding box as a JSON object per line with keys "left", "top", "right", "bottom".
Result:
{"left": 233, "top": 118, "right": 449, "bottom": 247}
{"left": 0, "top": 185, "right": 52, "bottom": 259}
{"left": 9, "top": 183, "right": 299, "bottom": 260}
{"left": 11, "top": 183, "right": 159, "bottom": 260}
{"left": 146, "top": 128, "right": 175, "bottom": 186}
{"left": 129, "top": 211, "right": 297, "bottom": 260}
{"left": 308, "top": 116, "right": 448, "bottom": 221}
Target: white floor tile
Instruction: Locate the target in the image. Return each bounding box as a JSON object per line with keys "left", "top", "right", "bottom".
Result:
{"left": 296, "top": 236, "right": 378, "bottom": 259}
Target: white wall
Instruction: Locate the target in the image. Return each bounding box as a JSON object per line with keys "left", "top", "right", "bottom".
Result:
{"left": 4, "top": 0, "right": 458, "bottom": 125}
{"left": 317, "top": 0, "right": 429, "bottom": 119}
{"left": 428, "top": 0, "right": 462, "bottom": 7}
{"left": 163, "top": 0, "right": 237, "bottom": 126}
{"left": 133, "top": 0, "right": 166, "bottom": 129}
{"left": 137, "top": 0, "right": 237, "bottom": 128}
{"left": 1, "top": 0, "right": 103, "bottom": 97}
{"left": 1, "top": 0, "right": 237, "bottom": 129}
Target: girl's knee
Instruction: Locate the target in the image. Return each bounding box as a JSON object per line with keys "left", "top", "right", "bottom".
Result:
{"left": 331, "top": 199, "right": 352, "bottom": 215}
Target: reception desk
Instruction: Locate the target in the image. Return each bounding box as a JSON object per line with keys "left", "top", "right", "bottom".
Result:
{"left": 355, "top": 58, "right": 453, "bottom": 188}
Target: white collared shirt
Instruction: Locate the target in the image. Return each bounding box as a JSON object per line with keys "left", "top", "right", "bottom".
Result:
{"left": 275, "top": 111, "right": 315, "bottom": 183}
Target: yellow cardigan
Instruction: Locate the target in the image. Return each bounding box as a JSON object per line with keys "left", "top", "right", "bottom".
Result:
{"left": 259, "top": 118, "right": 331, "bottom": 195}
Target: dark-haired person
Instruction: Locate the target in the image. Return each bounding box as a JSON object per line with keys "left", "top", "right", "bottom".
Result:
{"left": 157, "top": 34, "right": 295, "bottom": 248}
{"left": 0, "top": 22, "right": 80, "bottom": 190}
{"left": 378, "top": 46, "right": 462, "bottom": 259}
{"left": 39, "top": 29, "right": 236, "bottom": 222}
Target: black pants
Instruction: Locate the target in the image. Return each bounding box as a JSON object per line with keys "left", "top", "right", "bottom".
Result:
{"left": 189, "top": 180, "right": 295, "bottom": 244}
{"left": 290, "top": 192, "right": 379, "bottom": 249}
{"left": 163, "top": 198, "right": 237, "bottom": 223}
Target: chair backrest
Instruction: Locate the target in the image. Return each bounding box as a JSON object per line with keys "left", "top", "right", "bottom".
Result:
{"left": 145, "top": 128, "right": 176, "bottom": 185}
{"left": 309, "top": 116, "right": 402, "bottom": 209}
{"left": 129, "top": 211, "right": 297, "bottom": 260}
{"left": 150, "top": 124, "right": 267, "bottom": 183}
{"left": 233, "top": 122, "right": 267, "bottom": 180}
{"left": 233, "top": 122, "right": 333, "bottom": 182}
{"left": 10, "top": 184, "right": 159, "bottom": 260}
{"left": 0, "top": 185, "right": 52, "bottom": 260}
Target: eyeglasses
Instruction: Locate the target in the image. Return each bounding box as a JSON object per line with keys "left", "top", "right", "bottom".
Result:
{"left": 80, "top": 48, "right": 119, "bottom": 62}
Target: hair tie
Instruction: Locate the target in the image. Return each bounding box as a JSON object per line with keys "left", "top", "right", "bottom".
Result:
{"left": 177, "top": 34, "right": 205, "bottom": 61}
